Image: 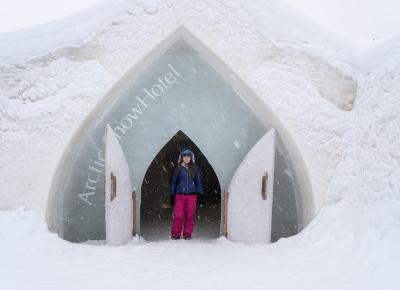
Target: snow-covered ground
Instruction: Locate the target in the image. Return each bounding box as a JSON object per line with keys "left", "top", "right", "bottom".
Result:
{"left": 2, "top": 201, "right": 398, "bottom": 290}
{"left": 1, "top": 0, "right": 400, "bottom": 289}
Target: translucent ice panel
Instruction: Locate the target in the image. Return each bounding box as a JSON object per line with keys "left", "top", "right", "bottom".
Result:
{"left": 47, "top": 39, "right": 298, "bottom": 242}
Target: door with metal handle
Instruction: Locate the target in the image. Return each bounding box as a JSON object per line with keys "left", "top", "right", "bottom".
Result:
{"left": 104, "top": 124, "right": 135, "bottom": 246}
{"left": 227, "top": 128, "right": 276, "bottom": 243}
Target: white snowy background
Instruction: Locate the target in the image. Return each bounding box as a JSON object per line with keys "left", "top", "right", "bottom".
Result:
{"left": 0, "top": 0, "right": 399, "bottom": 289}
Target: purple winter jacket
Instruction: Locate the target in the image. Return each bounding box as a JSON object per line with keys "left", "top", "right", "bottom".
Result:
{"left": 170, "top": 163, "right": 204, "bottom": 195}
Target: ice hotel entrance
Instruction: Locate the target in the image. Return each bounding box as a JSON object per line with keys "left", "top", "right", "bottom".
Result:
{"left": 46, "top": 27, "right": 310, "bottom": 244}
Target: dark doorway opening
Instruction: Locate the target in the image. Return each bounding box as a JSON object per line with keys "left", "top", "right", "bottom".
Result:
{"left": 140, "top": 130, "right": 221, "bottom": 240}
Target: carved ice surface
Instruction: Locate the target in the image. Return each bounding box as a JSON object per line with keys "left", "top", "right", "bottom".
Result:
{"left": 48, "top": 40, "right": 299, "bottom": 242}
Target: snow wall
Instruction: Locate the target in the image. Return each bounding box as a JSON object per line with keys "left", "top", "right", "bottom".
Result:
{"left": 0, "top": 1, "right": 358, "bottom": 244}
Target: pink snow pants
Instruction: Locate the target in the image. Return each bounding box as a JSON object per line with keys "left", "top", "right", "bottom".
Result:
{"left": 171, "top": 194, "right": 198, "bottom": 239}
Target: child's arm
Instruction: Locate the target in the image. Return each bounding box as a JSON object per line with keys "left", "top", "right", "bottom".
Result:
{"left": 170, "top": 167, "right": 178, "bottom": 194}
{"left": 194, "top": 165, "right": 204, "bottom": 194}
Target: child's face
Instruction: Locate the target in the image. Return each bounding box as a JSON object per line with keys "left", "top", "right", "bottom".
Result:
{"left": 183, "top": 156, "right": 191, "bottom": 164}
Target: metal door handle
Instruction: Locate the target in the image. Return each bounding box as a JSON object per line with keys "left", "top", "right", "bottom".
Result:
{"left": 261, "top": 172, "right": 268, "bottom": 200}
{"left": 110, "top": 172, "right": 117, "bottom": 201}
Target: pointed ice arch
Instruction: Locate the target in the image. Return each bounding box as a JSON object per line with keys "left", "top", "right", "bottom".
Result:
{"left": 46, "top": 26, "right": 314, "bottom": 243}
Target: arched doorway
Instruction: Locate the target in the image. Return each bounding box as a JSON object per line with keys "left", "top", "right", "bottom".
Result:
{"left": 46, "top": 26, "right": 308, "bottom": 243}
{"left": 140, "top": 130, "right": 221, "bottom": 240}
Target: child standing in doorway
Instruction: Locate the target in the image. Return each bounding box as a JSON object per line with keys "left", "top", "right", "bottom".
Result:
{"left": 170, "top": 148, "right": 204, "bottom": 239}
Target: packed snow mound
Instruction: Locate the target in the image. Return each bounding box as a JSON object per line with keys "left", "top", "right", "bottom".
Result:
{"left": 0, "top": 0, "right": 126, "bottom": 63}
{"left": 0, "top": 0, "right": 104, "bottom": 34}
{"left": 358, "top": 35, "right": 400, "bottom": 71}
